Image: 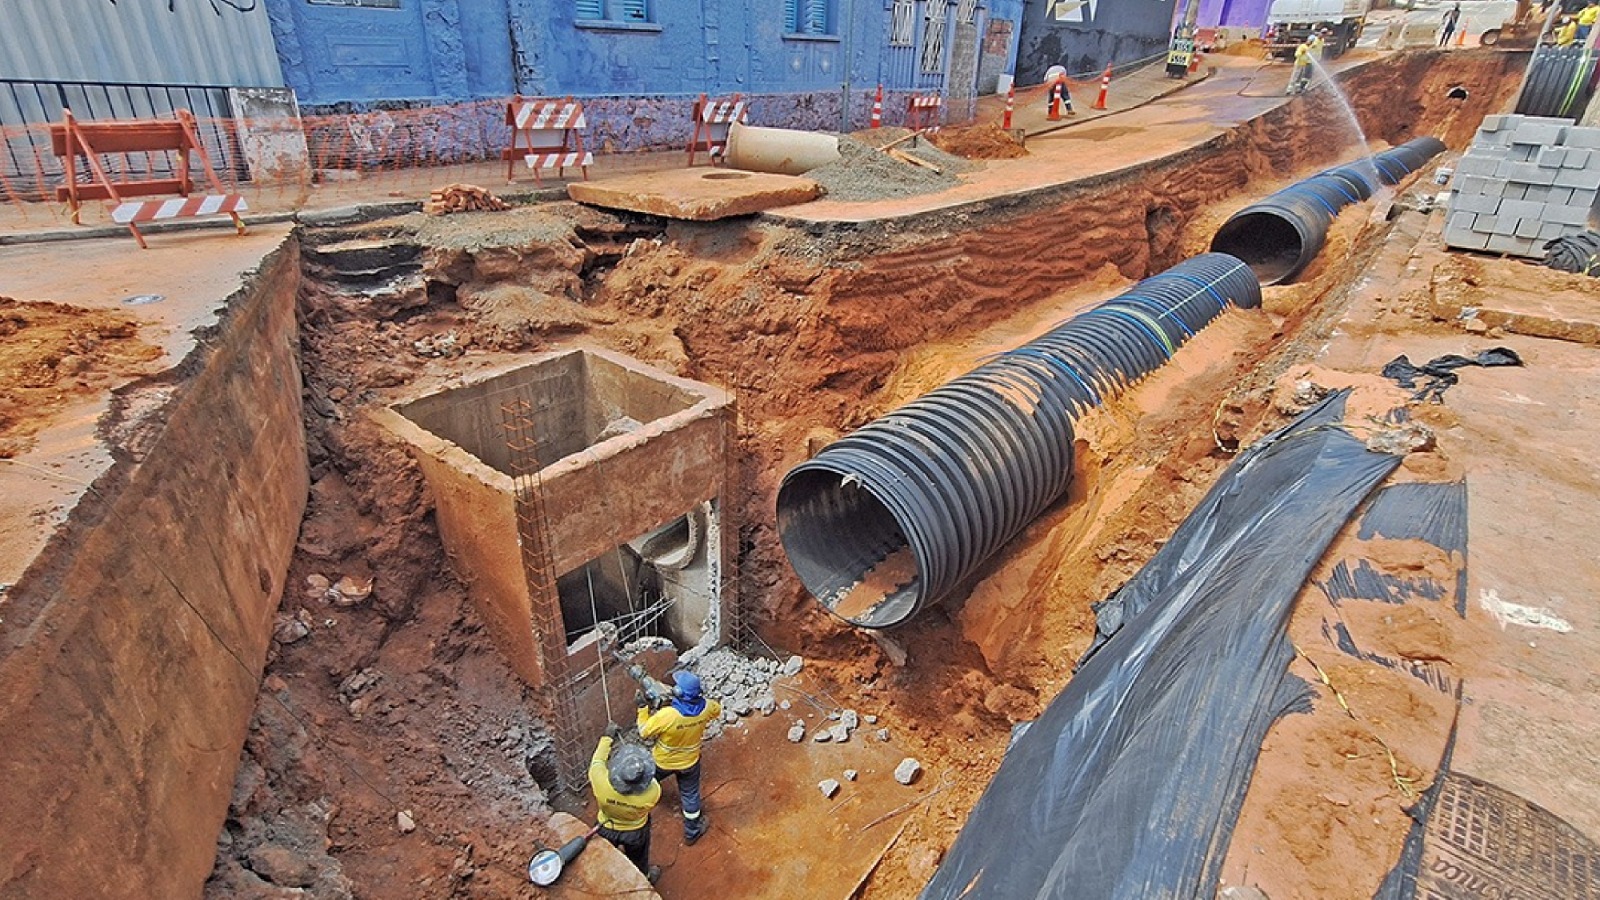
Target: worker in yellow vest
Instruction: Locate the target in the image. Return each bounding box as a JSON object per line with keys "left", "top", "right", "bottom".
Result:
{"left": 637, "top": 670, "right": 722, "bottom": 845}
{"left": 589, "top": 728, "right": 661, "bottom": 883}
{"left": 1578, "top": 1, "right": 1598, "bottom": 42}
{"left": 1288, "top": 38, "right": 1315, "bottom": 94}
{"left": 1557, "top": 16, "right": 1579, "bottom": 46}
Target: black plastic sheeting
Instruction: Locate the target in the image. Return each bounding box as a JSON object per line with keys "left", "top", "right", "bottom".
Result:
{"left": 777, "top": 254, "right": 1261, "bottom": 628}
{"left": 1543, "top": 230, "right": 1600, "bottom": 276}
{"left": 1210, "top": 137, "right": 1447, "bottom": 285}
{"left": 921, "top": 392, "right": 1402, "bottom": 900}
{"left": 1380, "top": 347, "right": 1523, "bottom": 402}
{"left": 1357, "top": 482, "right": 1468, "bottom": 556}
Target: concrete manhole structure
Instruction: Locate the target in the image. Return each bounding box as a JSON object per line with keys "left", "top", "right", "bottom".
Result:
{"left": 374, "top": 347, "right": 737, "bottom": 785}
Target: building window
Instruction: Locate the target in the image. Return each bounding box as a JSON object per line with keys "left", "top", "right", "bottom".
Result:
{"left": 957, "top": 0, "right": 978, "bottom": 25}
{"left": 576, "top": 0, "right": 652, "bottom": 24}
{"left": 890, "top": 0, "right": 915, "bottom": 46}
{"left": 921, "top": 0, "right": 947, "bottom": 73}
{"left": 786, "top": 0, "right": 833, "bottom": 35}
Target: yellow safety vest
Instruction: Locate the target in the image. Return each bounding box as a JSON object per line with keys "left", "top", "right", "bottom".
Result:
{"left": 1579, "top": 6, "right": 1598, "bottom": 26}
{"left": 638, "top": 699, "right": 723, "bottom": 770}
{"left": 589, "top": 736, "right": 659, "bottom": 832}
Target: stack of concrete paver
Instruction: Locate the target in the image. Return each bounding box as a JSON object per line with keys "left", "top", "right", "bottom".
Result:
{"left": 1443, "top": 115, "right": 1600, "bottom": 257}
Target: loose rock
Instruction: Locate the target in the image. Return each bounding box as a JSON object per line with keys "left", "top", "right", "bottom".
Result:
{"left": 894, "top": 758, "right": 922, "bottom": 785}
{"left": 829, "top": 723, "right": 851, "bottom": 743}
{"left": 840, "top": 709, "right": 859, "bottom": 731}
{"left": 780, "top": 655, "right": 804, "bottom": 677}
{"left": 397, "top": 810, "right": 416, "bottom": 834}
{"left": 844, "top": 769, "right": 858, "bottom": 781}
{"left": 787, "top": 724, "right": 806, "bottom": 743}
{"left": 813, "top": 728, "right": 833, "bottom": 743}
{"left": 877, "top": 728, "right": 891, "bottom": 742}
{"left": 819, "top": 779, "right": 841, "bottom": 799}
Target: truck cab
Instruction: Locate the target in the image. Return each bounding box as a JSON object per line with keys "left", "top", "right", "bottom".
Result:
{"left": 1265, "top": 0, "right": 1372, "bottom": 59}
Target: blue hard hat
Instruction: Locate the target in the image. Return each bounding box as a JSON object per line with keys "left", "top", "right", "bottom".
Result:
{"left": 672, "top": 670, "right": 703, "bottom": 700}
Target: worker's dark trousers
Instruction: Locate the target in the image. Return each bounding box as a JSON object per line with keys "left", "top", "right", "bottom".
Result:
{"left": 657, "top": 761, "right": 704, "bottom": 823}
{"left": 599, "top": 820, "right": 651, "bottom": 874}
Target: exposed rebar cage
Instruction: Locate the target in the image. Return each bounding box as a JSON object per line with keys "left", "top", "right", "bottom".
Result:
{"left": 777, "top": 254, "right": 1263, "bottom": 629}
{"left": 500, "top": 395, "right": 588, "bottom": 795}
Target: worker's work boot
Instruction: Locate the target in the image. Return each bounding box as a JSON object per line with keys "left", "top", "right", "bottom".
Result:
{"left": 684, "top": 815, "right": 709, "bottom": 845}
{"left": 647, "top": 865, "right": 662, "bottom": 884}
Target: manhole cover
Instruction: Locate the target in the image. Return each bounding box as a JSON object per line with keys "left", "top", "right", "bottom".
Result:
{"left": 1413, "top": 772, "right": 1600, "bottom": 898}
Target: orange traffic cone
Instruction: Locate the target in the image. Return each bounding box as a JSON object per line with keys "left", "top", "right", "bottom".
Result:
{"left": 1456, "top": 17, "right": 1467, "bottom": 46}
{"left": 870, "top": 84, "right": 883, "bottom": 128}
{"left": 1002, "top": 82, "right": 1015, "bottom": 129}
{"left": 1047, "top": 82, "right": 1062, "bottom": 121}
{"left": 1093, "top": 63, "right": 1111, "bottom": 110}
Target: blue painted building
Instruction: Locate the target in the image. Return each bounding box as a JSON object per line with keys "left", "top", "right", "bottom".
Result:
{"left": 264, "top": 0, "right": 1025, "bottom": 151}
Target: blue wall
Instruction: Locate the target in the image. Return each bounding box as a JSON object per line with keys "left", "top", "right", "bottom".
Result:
{"left": 268, "top": 0, "right": 1023, "bottom": 102}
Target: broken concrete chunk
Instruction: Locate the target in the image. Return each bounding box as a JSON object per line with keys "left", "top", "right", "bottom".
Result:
{"left": 877, "top": 728, "right": 891, "bottom": 742}
{"left": 397, "top": 810, "right": 416, "bottom": 834}
{"left": 780, "top": 655, "right": 804, "bottom": 677}
{"left": 840, "top": 709, "right": 859, "bottom": 731}
{"left": 813, "top": 728, "right": 833, "bottom": 743}
{"left": 756, "top": 693, "right": 776, "bottom": 716}
{"left": 819, "top": 779, "right": 841, "bottom": 799}
{"left": 779, "top": 699, "right": 792, "bottom": 711}
{"left": 864, "top": 714, "right": 878, "bottom": 725}
{"left": 787, "top": 724, "right": 806, "bottom": 743}
{"left": 894, "top": 758, "right": 922, "bottom": 785}
{"left": 843, "top": 769, "right": 858, "bottom": 781}
{"left": 829, "top": 723, "right": 851, "bottom": 743}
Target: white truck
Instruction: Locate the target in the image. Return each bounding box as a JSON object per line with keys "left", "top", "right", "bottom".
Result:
{"left": 1264, "top": 0, "right": 1371, "bottom": 59}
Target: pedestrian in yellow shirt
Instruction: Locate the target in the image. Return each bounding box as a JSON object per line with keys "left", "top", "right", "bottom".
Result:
{"left": 637, "top": 670, "right": 722, "bottom": 844}
{"left": 589, "top": 729, "right": 661, "bottom": 883}
{"left": 1579, "top": 2, "right": 1599, "bottom": 42}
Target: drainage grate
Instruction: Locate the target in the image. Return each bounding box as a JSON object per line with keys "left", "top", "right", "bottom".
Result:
{"left": 1413, "top": 772, "right": 1600, "bottom": 898}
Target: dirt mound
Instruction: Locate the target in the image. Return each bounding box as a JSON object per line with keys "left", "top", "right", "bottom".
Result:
{"left": 0, "top": 298, "right": 162, "bottom": 458}
{"left": 928, "top": 123, "right": 1028, "bottom": 160}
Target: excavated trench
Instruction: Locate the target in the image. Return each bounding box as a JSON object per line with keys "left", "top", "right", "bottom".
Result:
{"left": 203, "top": 50, "right": 1521, "bottom": 899}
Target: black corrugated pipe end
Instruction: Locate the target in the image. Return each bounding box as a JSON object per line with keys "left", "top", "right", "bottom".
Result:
{"left": 1210, "top": 199, "right": 1332, "bottom": 286}
{"left": 1211, "top": 137, "right": 1448, "bottom": 284}
{"left": 777, "top": 254, "right": 1261, "bottom": 628}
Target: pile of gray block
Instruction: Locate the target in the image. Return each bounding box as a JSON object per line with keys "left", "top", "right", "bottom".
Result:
{"left": 1443, "top": 115, "right": 1600, "bottom": 257}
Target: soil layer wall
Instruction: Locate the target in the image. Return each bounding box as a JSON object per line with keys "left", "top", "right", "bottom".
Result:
{"left": 0, "top": 244, "right": 308, "bottom": 899}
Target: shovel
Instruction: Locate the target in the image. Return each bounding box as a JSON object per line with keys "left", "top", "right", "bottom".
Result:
{"left": 527, "top": 823, "right": 602, "bottom": 886}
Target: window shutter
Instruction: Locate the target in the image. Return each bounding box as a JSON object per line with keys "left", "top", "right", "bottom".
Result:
{"left": 785, "top": 0, "right": 799, "bottom": 31}
{"left": 618, "top": 0, "right": 647, "bottom": 20}
{"left": 576, "top": 0, "right": 603, "bottom": 19}
{"left": 805, "top": 0, "right": 828, "bottom": 33}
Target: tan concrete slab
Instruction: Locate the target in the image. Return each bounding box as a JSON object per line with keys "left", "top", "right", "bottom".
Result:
{"left": 567, "top": 168, "right": 820, "bottom": 220}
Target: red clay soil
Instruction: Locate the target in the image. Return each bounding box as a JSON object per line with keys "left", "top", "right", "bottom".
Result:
{"left": 0, "top": 298, "right": 161, "bottom": 458}
{"left": 200, "top": 50, "right": 1546, "bottom": 899}
{"left": 927, "top": 123, "right": 1028, "bottom": 159}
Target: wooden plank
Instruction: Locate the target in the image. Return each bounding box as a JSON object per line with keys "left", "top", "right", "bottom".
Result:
{"left": 55, "top": 178, "right": 185, "bottom": 202}
{"left": 50, "top": 122, "right": 188, "bottom": 157}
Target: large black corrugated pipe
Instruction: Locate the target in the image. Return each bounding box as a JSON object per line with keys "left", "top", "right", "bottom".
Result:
{"left": 776, "top": 254, "right": 1262, "bottom": 629}
{"left": 1210, "top": 138, "right": 1447, "bottom": 284}
{"left": 1515, "top": 47, "right": 1597, "bottom": 119}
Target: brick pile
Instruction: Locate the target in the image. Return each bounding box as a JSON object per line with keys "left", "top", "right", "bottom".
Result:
{"left": 1443, "top": 115, "right": 1600, "bottom": 257}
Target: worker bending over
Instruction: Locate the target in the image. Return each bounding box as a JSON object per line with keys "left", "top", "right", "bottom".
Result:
{"left": 637, "top": 671, "right": 722, "bottom": 845}
{"left": 589, "top": 728, "right": 662, "bottom": 883}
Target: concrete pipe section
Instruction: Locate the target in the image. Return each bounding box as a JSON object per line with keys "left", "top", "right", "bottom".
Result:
{"left": 723, "top": 120, "right": 841, "bottom": 176}
{"left": 1211, "top": 137, "right": 1446, "bottom": 285}
{"left": 777, "top": 254, "right": 1263, "bottom": 628}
